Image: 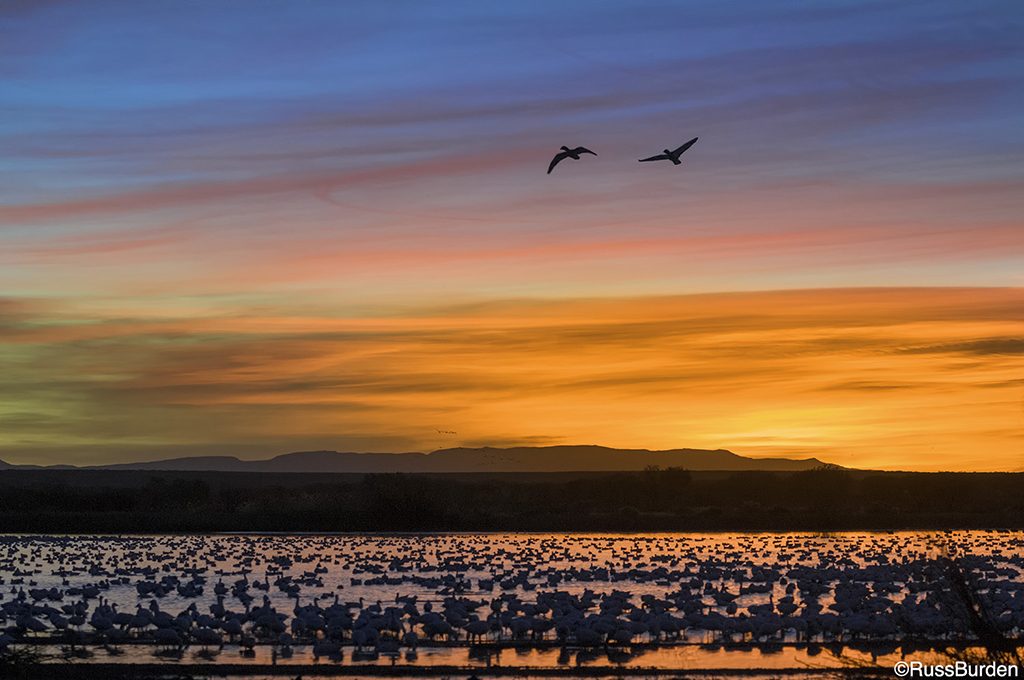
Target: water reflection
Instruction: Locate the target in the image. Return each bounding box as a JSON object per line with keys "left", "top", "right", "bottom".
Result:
{"left": 19, "top": 640, "right": 1009, "bottom": 670}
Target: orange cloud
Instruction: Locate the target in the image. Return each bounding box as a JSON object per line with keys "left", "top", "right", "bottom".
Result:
{"left": 1, "top": 287, "right": 1021, "bottom": 470}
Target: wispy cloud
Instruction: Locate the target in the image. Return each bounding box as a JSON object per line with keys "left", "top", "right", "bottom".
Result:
{"left": 1, "top": 2, "right": 1022, "bottom": 468}
{"left": 898, "top": 338, "right": 1024, "bottom": 356}
{"left": 1, "top": 288, "right": 1021, "bottom": 470}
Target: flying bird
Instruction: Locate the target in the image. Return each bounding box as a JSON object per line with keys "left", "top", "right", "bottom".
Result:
{"left": 547, "top": 145, "right": 596, "bottom": 174}
{"left": 638, "top": 137, "right": 699, "bottom": 165}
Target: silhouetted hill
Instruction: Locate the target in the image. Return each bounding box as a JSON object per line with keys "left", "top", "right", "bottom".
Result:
{"left": 96, "top": 455, "right": 256, "bottom": 472}
{"left": 2, "top": 446, "right": 835, "bottom": 473}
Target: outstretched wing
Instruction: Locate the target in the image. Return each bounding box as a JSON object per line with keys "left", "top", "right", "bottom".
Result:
{"left": 672, "top": 137, "right": 699, "bottom": 156}
{"left": 547, "top": 151, "right": 569, "bottom": 174}
{"left": 638, "top": 153, "right": 669, "bottom": 162}
{"left": 575, "top": 146, "right": 597, "bottom": 156}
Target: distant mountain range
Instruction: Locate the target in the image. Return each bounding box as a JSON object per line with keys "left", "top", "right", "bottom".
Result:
{"left": 0, "top": 446, "right": 835, "bottom": 473}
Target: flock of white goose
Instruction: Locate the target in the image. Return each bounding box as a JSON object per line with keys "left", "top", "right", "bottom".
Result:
{"left": 1, "top": 532, "right": 1022, "bottom": 662}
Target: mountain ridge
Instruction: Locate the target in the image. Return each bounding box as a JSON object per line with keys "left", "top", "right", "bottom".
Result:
{"left": 0, "top": 445, "right": 837, "bottom": 473}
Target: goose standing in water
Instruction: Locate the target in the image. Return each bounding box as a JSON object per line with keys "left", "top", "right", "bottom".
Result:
{"left": 638, "top": 137, "right": 698, "bottom": 165}
{"left": 547, "top": 145, "right": 596, "bottom": 174}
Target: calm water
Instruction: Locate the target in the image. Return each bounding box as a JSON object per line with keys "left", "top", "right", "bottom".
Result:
{"left": 2, "top": 531, "right": 1022, "bottom": 673}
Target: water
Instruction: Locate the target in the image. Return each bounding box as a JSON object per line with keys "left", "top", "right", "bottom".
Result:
{"left": 1, "top": 531, "right": 1022, "bottom": 675}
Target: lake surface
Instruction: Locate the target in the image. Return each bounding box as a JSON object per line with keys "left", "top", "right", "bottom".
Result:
{"left": 1, "top": 531, "right": 1022, "bottom": 675}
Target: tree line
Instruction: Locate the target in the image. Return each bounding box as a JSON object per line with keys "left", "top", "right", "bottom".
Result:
{"left": 0, "top": 467, "right": 1021, "bottom": 533}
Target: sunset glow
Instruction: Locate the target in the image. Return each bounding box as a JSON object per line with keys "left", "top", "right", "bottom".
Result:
{"left": 1, "top": 1, "right": 1022, "bottom": 469}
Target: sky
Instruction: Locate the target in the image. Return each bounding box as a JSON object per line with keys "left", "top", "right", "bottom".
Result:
{"left": 1, "top": 1, "right": 1022, "bottom": 470}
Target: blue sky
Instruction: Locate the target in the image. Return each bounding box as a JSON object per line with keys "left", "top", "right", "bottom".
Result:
{"left": 1, "top": 1, "right": 1022, "bottom": 467}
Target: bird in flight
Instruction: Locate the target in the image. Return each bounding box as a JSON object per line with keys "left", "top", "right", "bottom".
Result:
{"left": 547, "top": 145, "right": 596, "bottom": 174}
{"left": 638, "top": 137, "right": 699, "bottom": 165}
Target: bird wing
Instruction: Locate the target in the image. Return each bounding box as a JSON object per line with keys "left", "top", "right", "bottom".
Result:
{"left": 672, "top": 137, "right": 699, "bottom": 156}
{"left": 638, "top": 153, "right": 670, "bottom": 162}
{"left": 547, "top": 151, "right": 569, "bottom": 174}
{"left": 575, "top": 147, "right": 597, "bottom": 156}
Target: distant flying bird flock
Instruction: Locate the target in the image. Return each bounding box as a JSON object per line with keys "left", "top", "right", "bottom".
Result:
{"left": 546, "top": 136, "right": 698, "bottom": 173}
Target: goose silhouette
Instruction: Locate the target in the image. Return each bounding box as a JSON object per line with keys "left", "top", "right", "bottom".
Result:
{"left": 638, "top": 137, "right": 698, "bottom": 165}
{"left": 547, "top": 145, "right": 596, "bottom": 174}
